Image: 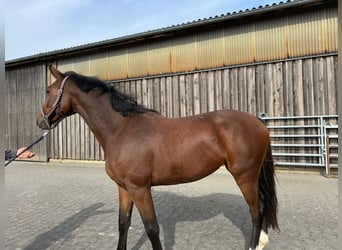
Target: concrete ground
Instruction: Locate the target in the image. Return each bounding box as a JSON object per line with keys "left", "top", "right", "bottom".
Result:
{"left": 5, "top": 161, "right": 338, "bottom": 250}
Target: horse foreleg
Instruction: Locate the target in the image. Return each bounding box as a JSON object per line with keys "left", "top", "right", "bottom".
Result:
{"left": 129, "top": 186, "right": 163, "bottom": 250}
{"left": 117, "top": 186, "right": 134, "bottom": 250}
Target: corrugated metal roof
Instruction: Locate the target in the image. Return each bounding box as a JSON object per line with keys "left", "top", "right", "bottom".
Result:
{"left": 5, "top": 0, "right": 335, "bottom": 67}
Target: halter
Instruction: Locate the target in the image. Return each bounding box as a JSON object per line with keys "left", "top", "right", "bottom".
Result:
{"left": 40, "top": 76, "right": 70, "bottom": 130}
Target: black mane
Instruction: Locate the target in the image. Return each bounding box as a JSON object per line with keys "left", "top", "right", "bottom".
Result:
{"left": 64, "top": 71, "right": 154, "bottom": 116}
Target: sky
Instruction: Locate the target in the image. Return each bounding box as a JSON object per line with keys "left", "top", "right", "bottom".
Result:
{"left": 5, "top": 0, "right": 276, "bottom": 61}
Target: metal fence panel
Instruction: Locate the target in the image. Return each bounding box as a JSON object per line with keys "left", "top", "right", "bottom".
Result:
{"left": 260, "top": 114, "right": 338, "bottom": 175}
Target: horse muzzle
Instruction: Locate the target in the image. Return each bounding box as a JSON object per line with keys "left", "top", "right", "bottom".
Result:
{"left": 37, "top": 114, "right": 51, "bottom": 130}
{"left": 37, "top": 108, "right": 66, "bottom": 130}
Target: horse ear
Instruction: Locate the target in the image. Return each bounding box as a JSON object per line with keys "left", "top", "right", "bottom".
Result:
{"left": 49, "top": 65, "right": 64, "bottom": 80}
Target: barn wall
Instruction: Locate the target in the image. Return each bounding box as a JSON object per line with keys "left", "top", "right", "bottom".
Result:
{"left": 5, "top": 2, "right": 338, "bottom": 162}
{"left": 5, "top": 64, "right": 48, "bottom": 161}
{"left": 49, "top": 55, "right": 337, "bottom": 160}
{"left": 56, "top": 6, "right": 337, "bottom": 81}
{"left": 112, "top": 55, "right": 337, "bottom": 117}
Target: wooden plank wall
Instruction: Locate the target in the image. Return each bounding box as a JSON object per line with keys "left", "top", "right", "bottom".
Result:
{"left": 49, "top": 55, "right": 337, "bottom": 161}
{"left": 112, "top": 56, "right": 337, "bottom": 118}
{"left": 5, "top": 63, "right": 48, "bottom": 161}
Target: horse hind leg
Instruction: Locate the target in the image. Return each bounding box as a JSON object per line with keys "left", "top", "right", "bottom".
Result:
{"left": 226, "top": 163, "right": 264, "bottom": 250}
{"left": 228, "top": 165, "right": 274, "bottom": 250}
{"left": 252, "top": 199, "right": 270, "bottom": 250}
{"left": 258, "top": 219, "right": 269, "bottom": 250}
{"left": 239, "top": 181, "right": 263, "bottom": 250}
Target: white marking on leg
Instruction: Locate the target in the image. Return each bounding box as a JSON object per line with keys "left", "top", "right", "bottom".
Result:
{"left": 257, "top": 229, "right": 269, "bottom": 250}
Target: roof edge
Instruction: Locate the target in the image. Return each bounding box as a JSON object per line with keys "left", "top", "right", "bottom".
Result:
{"left": 5, "top": 0, "right": 336, "bottom": 68}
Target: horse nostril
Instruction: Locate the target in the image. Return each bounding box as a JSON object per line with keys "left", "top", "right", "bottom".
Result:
{"left": 37, "top": 119, "right": 42, "bottom": 128}
{"left": 37, "top": 118, "right": 47, "bottom": 129}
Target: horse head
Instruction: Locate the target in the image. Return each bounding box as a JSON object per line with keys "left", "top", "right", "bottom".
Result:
{"left": 37, "top": 65, "right": 75, "bottom": 130}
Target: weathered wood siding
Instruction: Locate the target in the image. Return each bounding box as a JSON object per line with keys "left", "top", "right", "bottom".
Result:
{"left": 49, "top": 55, "right": 337, "bottom": 160}
{"left": 5, "top": 64, "right": 48, "bottom": 161}
{"left": 113, "top": 55, "right": 337, "bottom": 118}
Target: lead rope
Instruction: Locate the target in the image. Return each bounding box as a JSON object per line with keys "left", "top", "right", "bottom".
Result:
{"left": 5, "top": 131, "right": 50, "bottom": 168}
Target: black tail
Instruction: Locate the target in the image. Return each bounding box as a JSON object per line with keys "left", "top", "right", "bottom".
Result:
{"left": 258, "top": 143, "right": 279, "bottom": 230}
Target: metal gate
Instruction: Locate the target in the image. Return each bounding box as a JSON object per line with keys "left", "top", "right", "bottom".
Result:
{"left": 259, "top": 114, "right": 338, "bottom": 176}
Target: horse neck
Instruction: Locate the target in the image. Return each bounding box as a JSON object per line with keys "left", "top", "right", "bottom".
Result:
{"left": 72, "top": 91, "right": 126, "bottom": 153}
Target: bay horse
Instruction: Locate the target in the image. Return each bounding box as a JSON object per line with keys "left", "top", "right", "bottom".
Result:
{"left": 37, "top": 65, "right": 278, "bottom": 250}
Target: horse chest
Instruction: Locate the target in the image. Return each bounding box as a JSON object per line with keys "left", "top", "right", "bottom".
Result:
{"left": 105, "top": 159, "right": 151, "bottom": 189}
{"left": 105, "top": 162, "right": 127, "bottom": 187}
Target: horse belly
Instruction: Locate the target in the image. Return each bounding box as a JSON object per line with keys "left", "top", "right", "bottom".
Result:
{"left": 150, "top": 123, "right": 228, "bottom": 185}
{"left": 151, "top": 149, "right": 225, "bottom": 186}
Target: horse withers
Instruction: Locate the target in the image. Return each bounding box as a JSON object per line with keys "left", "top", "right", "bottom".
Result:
{"left": 37, "top": 65, "right": 278, "bottom": 250}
